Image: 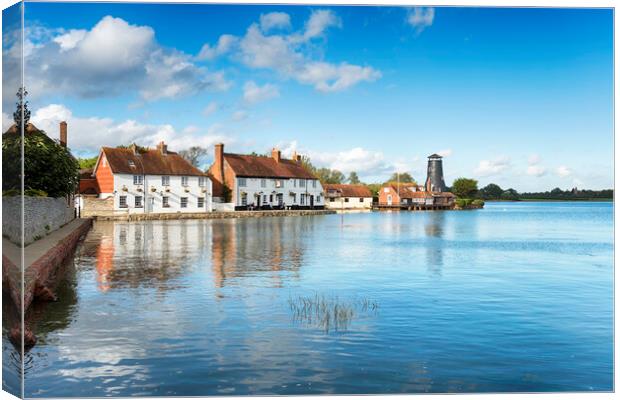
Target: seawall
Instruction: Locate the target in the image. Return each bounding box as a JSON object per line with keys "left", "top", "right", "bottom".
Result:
{"left": 93, "top": 209, "right": 336, "bottom": 221}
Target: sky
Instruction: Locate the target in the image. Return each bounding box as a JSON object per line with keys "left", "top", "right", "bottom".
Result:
{"left": 2, "top": 3, "right": 614, "bottom": 191}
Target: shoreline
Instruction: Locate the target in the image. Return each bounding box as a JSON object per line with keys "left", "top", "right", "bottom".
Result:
{"left": 485, "top": 199, "right": 613, "bottom": 203}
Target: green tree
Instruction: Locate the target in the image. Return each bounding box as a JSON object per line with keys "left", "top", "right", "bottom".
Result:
{"left": 348, "top": 171, "right": 361, "bottom": 184}
{"left": 13, "top": 87, "right": 31, "bottom": 128}
{"left": 480, "top": 183, "right": 503, "bottom": 199}
{"left": 452, "top": 177, "right": 478, "bottom": 199}
{"left": 365, "top": 183, "right": 382, "bottom": 197}
{"left": 315, "top": 168, "right": 345, "bottom": 184}
{"left": 387, "top": 172, "right": 414, "bottom": 183}
{"left": 3, "top": 125, "right": 79, "bottom": 198}
{"left": 501, "top": 188, "right": 520, "bottom": 201}
{"left": 179, "top": 146, "right": 208, "bottom": 168}
{"left": 78, "top": 156, "right": 98, "bottom": 170}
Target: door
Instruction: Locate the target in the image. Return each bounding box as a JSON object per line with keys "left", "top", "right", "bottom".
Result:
{"left": 310, "top": 195, "right": 314, "bottom": 208}
{"left": 148, "top": 197, "right": 155, "bottom": 212}
{"left": 387, "top": 194, "right": 393, "bottom": 206}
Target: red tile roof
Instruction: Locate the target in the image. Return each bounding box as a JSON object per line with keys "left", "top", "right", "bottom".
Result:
{"left": 223, "top": 153, "right": 316, "bottom": 179}
{"left": 324, "top": 184, "right": 372, "bottom": 198}
{"left": 100, "top": 147, "right": 207, "bottom": 176}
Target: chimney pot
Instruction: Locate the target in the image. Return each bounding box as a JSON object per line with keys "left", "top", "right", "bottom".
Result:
{"left": 59, "top": 121, "right": 67, "bottom": 148}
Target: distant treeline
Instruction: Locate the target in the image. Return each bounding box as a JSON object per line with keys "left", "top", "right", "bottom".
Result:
{"left": 475, "top": 184, "right": 613, "bottom": 201}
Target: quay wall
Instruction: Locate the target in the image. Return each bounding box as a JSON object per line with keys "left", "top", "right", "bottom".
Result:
{"left": 3, "top": 196, "right": 75, "bottom": 245}
{"left": 93, "top": 209, "right": 335, "bottom": 221}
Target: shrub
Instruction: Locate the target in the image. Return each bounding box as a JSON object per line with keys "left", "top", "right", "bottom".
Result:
{"left": 2, "top": 189, "right": 20, "bottom": 197}
{"left": 24, "top": 188, "right": 48, "bottom": 197}
{"left": 456, "top": 198, "right": 473, "bottom": 208}
{"left": 472, "top": 199, "right": 485, "bottom": 207}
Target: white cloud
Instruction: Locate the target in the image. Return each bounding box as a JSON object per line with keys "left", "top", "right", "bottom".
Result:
{"left": 407, "top": 7, "right": 435, "bottom": 33}
{"left": 5, "top": 15, "right": 230, "bottom": 105}
{"left": 259, "top": 12, "right": 291, "bottom": 32}
{"left": 528, "top": 153, "right": 542, "bottom": 165}
{"left": 199, "top": 9, "right": 379, "bottom": 92}
{"left": 243, "top": 81, "right": 280, "bottom": 104}
{"left": 556, "top": 165, "right": 572, "bottom": 178}
{"left": 437, "top": 149, "right": 453, "bottom": 157}
{"left": 196, "top": 34, "right": 237, "bottom": 60}
{"left": 526, "top": 165, "right": 547, "bottom": 177}
{"left": 474, "top": 156, "right": 511, "bottom": 177}
{"left": 232, "top": 110, "right": 248, "bottom": 121}
{"left": 202, "top": 101, "right": 218, "bottom": 117}
{"left": 30, "top": 103, "right": 231, "bottom": 154}
{"left": 308, "top": 147, "right": 392, "bottom": 176}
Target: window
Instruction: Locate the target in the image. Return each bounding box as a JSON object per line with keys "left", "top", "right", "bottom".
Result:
{"left": 119, "top": 196, "right": 128, "bottom": 208}
{"left": 269, "top": 195, "right": 273, "bottom": 203}
{"left": 263, "top": 195, "right": 268, "bottom": 203}
{"left": 162, "top": 196, "right": 170, "bottom": 208}
{"left": 300, "top": 179, "right": 306, "bottom": 188}
{"left": 275, "top": 180, "right": 282, "bottom": 188}
{"left": 312, "top": 180, "right": 317, "bottom": 188}
{"left": 198, "top": 197, "right": 205, "bottom": 208}
{"left": 384, "top": 188, "right": 390, "bottom": 193}
{"left": 360, "top": 198, "right": 364, "bottom": 202}
{"left": 344, "top": 198, "right": 349, "bottom": 203}
{"left": 181, "top": 197, "right": 188, "bottom": 208}
{"left": 181, "top": 176, "right": 189, "bottom": 186}
{"left": 199, "top": 177, "right": 206, "bottom": 187}
{"left": 133, "top": 175, "right": 143, "bottom": 185}
{"left": 238, "top": 178, "right": 247, "bottom": 187}
{"left": 317, "top": 195, "right": 321, "bottom": 202}
{"left": 293, "top": 179, "right": 297, "bottom": 188}
{"left": 162, "top": 176, "right": 170, "bottom": 186}
{"left": 291, "top": 193, "right": 296, "bottom": 203}
{"left": 135, "top": 196, "right": 143, "bottom": 208}
{"left": 261, "top": 179, "right": 266, "bottom": 188}
{"left": 128, "top": 160, "right": 134, "bottom": 167}
{"left": 241, "top": 193, "right": 247, "bottom": 206}
{"left": 330, "top": 197, "right": 336, "bottom": 202}
{"left": 277, "top": 194, "right": 283, "bottom": 206}
{"left": 301, "top": 194, "right": 305, "bottom": 205}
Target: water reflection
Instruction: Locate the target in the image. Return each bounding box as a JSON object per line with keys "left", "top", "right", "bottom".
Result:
{"left": 424, "top": 212, "right": 445, "bottom": 275}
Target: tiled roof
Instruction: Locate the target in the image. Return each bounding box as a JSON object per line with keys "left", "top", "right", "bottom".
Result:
{"left": 223, "top": 153, "right": 316, "bottom": 179}
{"left": 324, "top": 184, "right": 372, "bottom": 198}
{"left": 100, "top": 147, "right": 207, "bottom": 176}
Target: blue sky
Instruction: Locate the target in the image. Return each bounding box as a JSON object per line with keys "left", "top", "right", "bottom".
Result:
{"left": 2, "top": 3, "right": 613, "bottom": 190}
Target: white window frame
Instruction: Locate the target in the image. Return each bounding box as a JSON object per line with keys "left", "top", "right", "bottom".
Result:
{"left": 119, "top": 196, "right": 128, "bottom": 208}
{"left": 261, "top": 179, "right": 266, "bottom": 188}
{"left": 162, "top": 196, "right": 170, "bottom": 208}
{"left": 199, "top": 177, "right": 206, "bottom": 187}
{"left": 198, "top": 197, "right": 205, "bottom": 208}
{"left": 133, "top": 175, "right": 143, "bottom": 185}
{"left": 135, "top": 196, "right": 143, "bottom": 208}
{"left": 180, "top": 197, "right": 188, "bottom": 208}
{"left": 162, "top": 176, "right": 170, "bottom": 186}
{"left": 238, "top": 178, "right": 247, "bottom": 187}
{"left": 181, "top": 176, "right": 189, "bottom": 187}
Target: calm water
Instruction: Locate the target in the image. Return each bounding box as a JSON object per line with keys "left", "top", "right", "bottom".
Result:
{"left": 3, "top": 202, "right": 614, "bottom": 396}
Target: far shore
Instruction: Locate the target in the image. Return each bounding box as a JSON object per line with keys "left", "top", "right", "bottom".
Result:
{"left": 486, "top": 199, "right": 613, "bottom": 202}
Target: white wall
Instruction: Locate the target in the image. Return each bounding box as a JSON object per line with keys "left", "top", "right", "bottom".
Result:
{"left": 107, "top": 174, "right": 212, "bottom": 213}
{"left": 325, "top": 197, "right": 373, "bottom": 210}
{"left": 233, "top": 177, "right": 324, "bottom": 208}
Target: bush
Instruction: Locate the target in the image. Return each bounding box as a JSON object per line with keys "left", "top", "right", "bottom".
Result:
{"left": 24, "top": 188, "right": 48, "bottom": 197}
{"left": 472, "top": 199, "right": 485, "bottom": 207}
{"left": 456, "top": 198, "right": 473, "bottom": 208}
{"left": 2, "top": 189, "right": 20, "bottom": 197}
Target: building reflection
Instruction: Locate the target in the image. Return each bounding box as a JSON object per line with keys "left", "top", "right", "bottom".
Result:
{"left": 424, "top": 212, "right": 445, "bottom": 276}
{"left": 211, "top": 218, "right": 308, "bottom": 288}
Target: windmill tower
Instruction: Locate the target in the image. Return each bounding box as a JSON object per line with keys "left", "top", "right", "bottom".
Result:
{"left": 425, "top": 154, "right": 446, "bottom": 193}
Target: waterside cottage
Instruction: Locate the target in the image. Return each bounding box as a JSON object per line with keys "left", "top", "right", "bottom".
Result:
{"left": 324, "top": 184, "right": 373, "bottom": 210}
{"left": 208, "top": 144, "right": 324, "bottom": 210}
{"left": 80, "top": 142, "right": 212, "bottom": 216}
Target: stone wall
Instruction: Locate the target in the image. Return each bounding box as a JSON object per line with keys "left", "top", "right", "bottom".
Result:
{"left": 2, "top": 196, "right": 75, "bottom": 245}
{"left": 94, "top": 209, "right": 335, "bottom": 221}
{"left": 81, "top": 196, "right": 115, "bottom": 218}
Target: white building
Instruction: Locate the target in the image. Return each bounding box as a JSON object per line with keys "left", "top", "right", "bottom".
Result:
{"left": 208, "top": 144, "right": 324, "bottom": 210}
{"left": 86, "top": 142, "right": 212, "bottom": 215}
{"left": 324, "top": 184, "right": 373, "bottom": 210}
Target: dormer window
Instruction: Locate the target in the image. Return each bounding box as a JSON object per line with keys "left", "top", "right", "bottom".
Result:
{"left": 128, "top": 160, "right": 135, "bottom": 167}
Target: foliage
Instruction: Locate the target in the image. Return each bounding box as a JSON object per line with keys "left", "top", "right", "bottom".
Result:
{"left": 452, "top": 177, "right": 478, "bottom": 198}
{"left": 455, "top": 198, "right": 473, "bottom": 208}
{"left": 78, "top": 156, "right": 98, "bottom": 170}
{"left": 2, "top": 128, "right": 79, "bottom": 198}
{"left": 519, "top": 188, "right": 613, "bottom": 201}
{"left": 179, "top": 146, "right": 209, "bottom": 168}
{"left": 387, "top": 172, "right": 414, "bottom": 183}
{"left": 501, "top": 188, "right": 520, "bottom": 201}
{"left": 479, "top": 183, "right": 503, "bottom": 199}
{"left": 116, "top": 143, "right": 149, "bottom": 153}
{"left": 24, "top": 188, "right": 48, "bottom": 197}
{"left": 2, "top": 189, "right": 20, "bottom": 197}
{"left": 347, "top": 171, "right": 361, "bottom": 184}
{"left": 472, "top": 199, "right": 485, "bottom": 207}
{"left": 13, "top": 87, "right": 31, "bottom": 127}
{"left": 365, "top": 183, "right": 382, "bottom": 197}
{"left": 315, "top": 168, "right": 345, "bottom": 184}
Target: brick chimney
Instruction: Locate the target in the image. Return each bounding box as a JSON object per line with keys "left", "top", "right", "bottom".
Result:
{"left": 59, "top": 121, "right": 67, "bottom": 148}
{"left": 157, "top": 141, "right": 168, "bottom": 155}
{"left": 214, "top": 143, "right": 224, "bottom": 182}
{"left": 271, "top": 148, "right": 281, "bottom": 163}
